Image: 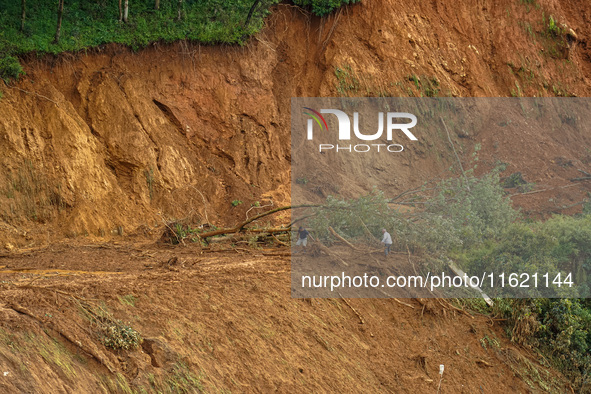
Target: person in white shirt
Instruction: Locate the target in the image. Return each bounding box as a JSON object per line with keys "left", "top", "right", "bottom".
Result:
{"left": 381, "top": 229, "right": 392, "bottom": 256}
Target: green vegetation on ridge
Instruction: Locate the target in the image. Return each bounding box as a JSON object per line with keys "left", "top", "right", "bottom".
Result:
{"left": 0, "top": 0, "right": 360, "bottom": 82}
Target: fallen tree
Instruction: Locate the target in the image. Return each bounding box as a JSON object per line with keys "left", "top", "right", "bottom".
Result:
{"left": 160, "top": 204, "right": 320, "bottom": 244}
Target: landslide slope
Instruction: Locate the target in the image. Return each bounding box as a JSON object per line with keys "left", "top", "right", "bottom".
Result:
{"left": 0, "top": 0, "right": 590, "bottom": 392}
{"left": 0, "top": 244, "right": 574, "bottom": 393}
{"left": 0, "top": 0, "right": 590, "bottom": 247}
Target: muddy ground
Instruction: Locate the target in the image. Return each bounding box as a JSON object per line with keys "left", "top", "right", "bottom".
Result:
{"left": 0, "top": 239, "right": 574, "bottom": 393}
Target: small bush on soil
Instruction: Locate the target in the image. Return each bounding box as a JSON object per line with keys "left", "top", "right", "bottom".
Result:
{"left": 78, "top": 301, "right": 142, "bottom": 350}
{"left": 494, "top": 298, "right": 591, "bottom": 391}
{"left": 100, "top": 319, "right": 143, "bottom": 350}
{"left": 0, "top": 55, "right": 24, "bottom": 82}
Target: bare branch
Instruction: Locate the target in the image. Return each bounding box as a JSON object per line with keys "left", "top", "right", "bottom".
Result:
{"left": 198, "top": 204, "right": 319, "bottom": 239}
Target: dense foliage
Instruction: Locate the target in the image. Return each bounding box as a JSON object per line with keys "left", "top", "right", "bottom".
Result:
{"left": 292, "top": 0, "right": 361, "bottom": 16}
{"left": 463, "top": 214, "right": 591, "bottom": 297}
{"left": 0, "top": 0, "right": 277, "bottom": 53}
{"left": 0, "top": 55, "right": 24, "bottom": 82}
{"left": 310, "top": 170, "right": 517, "bottom": 254}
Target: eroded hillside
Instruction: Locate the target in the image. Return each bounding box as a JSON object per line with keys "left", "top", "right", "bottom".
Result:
{"left": 0, "top": 244, "right": 575, "bottom": 393}
{"left": 0, "top": 0, "right": 590, "bottom": 247}
{"left": 0, "top": 0, "right": 590, "bottom": 392}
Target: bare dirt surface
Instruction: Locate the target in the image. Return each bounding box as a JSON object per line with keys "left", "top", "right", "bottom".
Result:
{"left": 0, "top": 240, "right": 572, "bottom": 393}
{"left": 0, "top": 0, "right": 590, "bottom": 392}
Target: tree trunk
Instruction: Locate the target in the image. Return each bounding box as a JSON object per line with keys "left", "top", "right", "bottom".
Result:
{"left": 245, "top": 0, "right": 262, "bottom": 28}
{"left": 177, "top": 0, "right": 183, "bottom": 21}
{"left": 53, "top": 0, "right": 64, "bottom": 44}
{"left": 20, "top": 0, "right": 26, "bottom": 32}
{"left": 123, "top": 0, "right": 129, "bottom": 23}
{"left": 118, "top": 0, "right": 122, "bottom": 22}
{"left": 155, "top": 0, "right": 160, "bottom": 10}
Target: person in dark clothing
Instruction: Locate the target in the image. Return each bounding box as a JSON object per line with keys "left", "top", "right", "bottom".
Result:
{"left": 296, "top": 226, "right": 310, "bottom": 247}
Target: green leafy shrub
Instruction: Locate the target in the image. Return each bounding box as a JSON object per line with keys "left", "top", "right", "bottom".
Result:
{"left": 77, "top": 301, "right": 143, "bottom": 350}
{"left": 421, "top": 171, "right": 517, "bottom": 250}
{"left": 496, "top": 298, "right": 591, "bottom": 391}
{"left": 545, "top": 15, "right": 563, "bottom": 37}
{"left": 463, "top": 214, "right": 591, "bottom": 297}
{"left": 309, "top": 171, "right": 517, "bottom": 253}
{"left": 0, "top": 55, "right": 25, "bottom": 82}
{"left": 172, "top": 222, "right": 202, "bottom": 244}
{"left": 292, "top": 0, "right": 362, "bottom": 16}
{"left": 310, "top": 188, "right": 401, "bottom": 243}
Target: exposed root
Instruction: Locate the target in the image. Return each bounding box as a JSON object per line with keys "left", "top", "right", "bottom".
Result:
{"left": 337, "top": 293, "right": 365, "bottom": 324}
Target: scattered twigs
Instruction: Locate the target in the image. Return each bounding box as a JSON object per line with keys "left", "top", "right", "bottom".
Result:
{"left": 360, "top": 220, "right": 378, "bottom": 241}
{"left": 239, "top": 228, "right": 291, "bottom": 234}
{"left": 509, "top": 187, "right": 551, "bottom": 197}
{"left": 556, "top": 199, "right": 588, "bottom": 210}
{"left": 188, "top": 186, "right": 211, "bottom": 225}
{"left": 510, "top": 183, "right": 577, "bottom": 197}
{"left": 10, "top": 87, "right": 60, "bottom": 107}
{"left": 438, "top": 299, "right": 474, "bottom": 319}
{"left": 476, "top": 359, "right": 493, "bottom": 368}
{"left": 390, "top": 186, "right": 437, "bottom": 202}
{"left": 245, "top": 200, "right": 274, "bottom": 220}
{"left": 239, "top": 205, "right": 314, "bottom": 230}
{"left": 407, "top": 245, "right": 418, "bottom": 276}
{"left": 393, "top": 298, "right": 415, "bottom": 308}
{"left": 320, "top": 7, "right": 341, "bottom": 55}
{"left": 271, "top": 234, "right": 289, "bottom": 247}
{"left": 158, "top": 212, "right": 183, "bottom": 245}
{"left": 289, "top": 213, "right": 317, "bottom": 228}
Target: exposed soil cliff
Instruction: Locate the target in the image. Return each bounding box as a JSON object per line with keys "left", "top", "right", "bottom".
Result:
{"left": 0, "top": 1, "right": 590, "bottom": 391}
{"left": 1, "top": 0, "right": 590, "bottom": 247}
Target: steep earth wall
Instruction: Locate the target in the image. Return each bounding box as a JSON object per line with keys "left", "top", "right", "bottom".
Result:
{"left": 0, "top": 0, "right": 590, "bottom": 247}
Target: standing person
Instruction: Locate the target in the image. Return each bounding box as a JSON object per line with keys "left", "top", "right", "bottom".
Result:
{"left": 296, "top": 226, "right": 312, "bottom": 251}
{"left": 381, "top": 228, "right": 392, "bottom": 257}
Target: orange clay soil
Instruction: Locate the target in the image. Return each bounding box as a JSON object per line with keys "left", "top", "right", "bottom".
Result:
{"left": 0, "top": 0, "right": 590, "bottom": 248}
{"left": 0, "top": 0, "right": 590, "bottom": 391}
{"left": 0, "top": 241, "right": 573, "bottom": 392}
